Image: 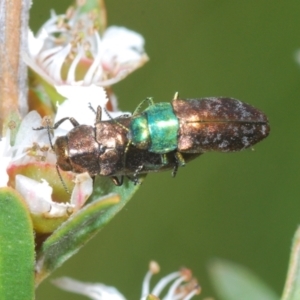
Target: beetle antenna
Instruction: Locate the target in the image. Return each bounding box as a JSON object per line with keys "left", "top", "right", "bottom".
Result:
{"left": 45, "top": 119, "right": 54, "bottom": 150}
{"left": 132, "top": 97, "right": 154, "bottom": 115}
{"left": 56, "top": 164, "right": 70, "bottom": 194}
{"left": 33, "top": 117, "right": 55, "bottom": 150}
{"left": 88, "top": 102, "right": 97, "bottom": 114}
{"left": 102, "top": 106, "right": 129, "bottom": 132}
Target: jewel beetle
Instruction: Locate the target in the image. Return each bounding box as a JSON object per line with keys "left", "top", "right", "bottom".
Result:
{"left": 35, "top": 93, "right": 270, "bottom": 186}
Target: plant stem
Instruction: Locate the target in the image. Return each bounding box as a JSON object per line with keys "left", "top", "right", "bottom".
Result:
{"left": 0, "top": 0, "right": 30, "bottom": 136}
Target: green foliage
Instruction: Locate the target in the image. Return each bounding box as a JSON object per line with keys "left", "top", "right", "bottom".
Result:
{"left": 209, "top": 259, "right": 279, "bottom": 300}
{"left": 0, "top": 188, "right": 35, "bottom": 300}
{"left": 35, "top": 176, "right": 143, "bottom": 285}
{"left": 281, "top": 227, "right": 300, "bottom": 300}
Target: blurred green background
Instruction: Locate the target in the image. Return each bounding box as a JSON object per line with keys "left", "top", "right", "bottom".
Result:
{"left": 31, "top": 1, "right": 300, "bottom": 299}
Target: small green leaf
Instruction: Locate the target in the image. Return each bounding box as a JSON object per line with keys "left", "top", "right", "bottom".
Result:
{"left": 281, "top": 226, "right": 300, "bottom": 300}
{"left": 208, "top": 259, "right": 279, "bottom": 300}
{"left": 35, "top": 192, "right": 119, "bottom": 285}
{"left": 35, "top": 176, "right": 143, "bottom": 285}
{"left": 0, "top": 187, "right": 35, "bottom": 300}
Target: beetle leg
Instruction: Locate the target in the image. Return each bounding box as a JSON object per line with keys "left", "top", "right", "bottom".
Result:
{"left": 172, "top": 163, "right": 179, "bottom": 178}
{"left": 172, "top": 152, "right": 186, "bottom": 178}
{"left": 161, "top": 153, "right": 168, "bottom": 165}
{"left": 175, "top": 151, "right": 186, "bottom": 167}
{"left": 111, "top": 176, "right": 124, "bottom": 186}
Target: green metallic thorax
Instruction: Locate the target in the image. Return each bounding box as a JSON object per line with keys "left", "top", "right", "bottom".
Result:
{"left": 130, "top": 102, "right": 179, "bottom": 154}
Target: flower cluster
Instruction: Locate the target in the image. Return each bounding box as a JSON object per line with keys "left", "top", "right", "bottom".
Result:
{"left": 24, "top": 6, "right": 148, "bottom": 88}
{"left": 52, "top": 261, "right": 201, "bottom": 300}
{"left": 1, "top": 1, "right": 148, "bottom": 233}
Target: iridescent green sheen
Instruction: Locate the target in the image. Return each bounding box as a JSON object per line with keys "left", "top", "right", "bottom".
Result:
{"left": 146, "top": 102, "right": 179, "bottom": 153}
{"left": 129, "top": 115, "right": 150, "bottom": 149}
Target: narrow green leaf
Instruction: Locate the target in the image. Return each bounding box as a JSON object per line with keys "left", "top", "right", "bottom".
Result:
{"left": 35, "top": 192, "right": 119, "bottom": 285}
{"left": 281, "top": 226, "right": 300, "bottom": 300}
{"left": 209, "top": 259, "right": 279, "bottom": 300}
{"left": 0, "top": 187, "right": 35, "bottom": 300}
{"left": 35, "top": 176, "right": 143, "bottom": 285}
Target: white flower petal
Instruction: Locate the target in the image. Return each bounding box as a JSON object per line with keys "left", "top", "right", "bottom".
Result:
{"left": 67, "top": 46, "right": 84, "bottom": 83}
{"left": 101, "top": 26, "right": 147, "bottom": 68}
{"left": 28, "top": 30, "right": 45, "bottom": 58}
{"left": 0, "top": 132, "right": 12, "bottom": 187}
{"left": 12, "top": 111, "right": 50, "bottom": 160}
{"left": 54, "top": 85, "right": 108, "bottom": 133}
{"left": 46, "top": 43, "right": 72, "bottom": 83}
{"left": 54, "top": 85, "right": 130, "bottom": 135}
{"left": 52, "top": 277, "right": 127, "bottom": 300}
{"left": 102, "top": 26, "right": 145, "bottom": 53}
{"left": 84, "top": 32, "right": 104, "bottom": 85}
{"left": 22, "top": 52, "right": 56, "bottom": 86}
{"left": 71, "top": 173, "right": 93, "bottom": 209}
{"left": 0, "top": 156, "right": 10, "bottom": 187}
{"left": 15, "top": 175, "right": 74, "bottom": 217}
{"left": 55, "top": 85, "right": 108, "bottom": 104}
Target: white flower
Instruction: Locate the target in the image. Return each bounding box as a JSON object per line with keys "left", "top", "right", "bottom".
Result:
{"left": 11, "top": 110, "right": 54, "bottom": 163}
{"left": 2, "top": 93, "right": 103, "bottom": 219}
{"left": 15, "top": 175, "right": 75, "bottom": 217}
{"left": 15, "top": 171, "right": 93, "bottom": 219}
{"left": 1, "top": 110, "right": 56, "bottom": 184}
{"left": 24, "top": 5, "right": 148, "bottom": 87}
{"left": 52, "top": 261, "right": 201, "bottom": 300}
{"left": 2, "top": 77, "right": 130, "bottom": 225}
{"left": 53, "top": 85, "right": 129, "bottom": 136}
